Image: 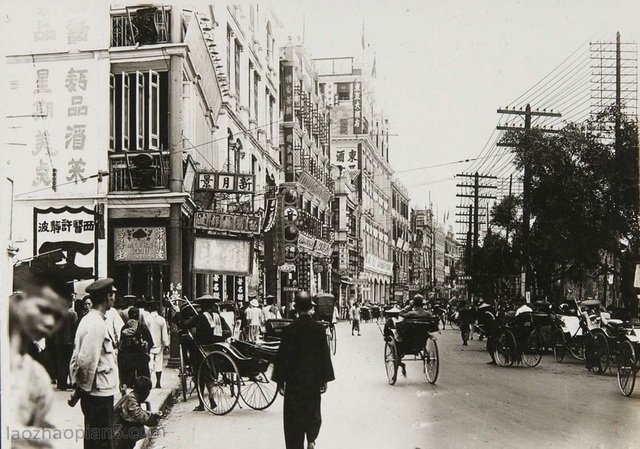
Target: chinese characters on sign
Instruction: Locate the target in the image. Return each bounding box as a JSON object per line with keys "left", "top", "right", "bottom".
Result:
{"left": 283, "top": 128, "right": 295, "bottom": 183}
{"left": 114, "top": 227, "right": 167, "bottom": 262}
{"left": 34, "top": 206, "right": 96, "bottom": 281}
{"left": 282, "top": 65, "right": 294, "bottom": 122}
{"left": 334, "top": 148, "right": 359, "bottom": 170}
{"left": 194, "top": 211, "right": 262, "bottom": 235}
{"left": 196, "top": 172, "right": 255, "bottom": 194}
{"left": 353, "top": 81, "right": 362, "bottom": 134}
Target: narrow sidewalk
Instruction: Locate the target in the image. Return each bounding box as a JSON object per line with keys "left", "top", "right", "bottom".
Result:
{"left": 46, "top": 360, "right": 179, "bottom": 449}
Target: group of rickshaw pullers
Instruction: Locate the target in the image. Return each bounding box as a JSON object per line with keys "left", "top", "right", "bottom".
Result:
{"left": 437, "top": 294, "right": 640, "bottom": 396}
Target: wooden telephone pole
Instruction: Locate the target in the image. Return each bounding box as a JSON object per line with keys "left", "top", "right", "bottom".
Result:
{"left": 456, "top": 172, "right": 497, "bottom": 298}
{"left": 497, "top": 104, "right": 561, "bottom": 300}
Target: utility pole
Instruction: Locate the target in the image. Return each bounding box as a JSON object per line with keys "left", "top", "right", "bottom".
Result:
{"left": 497, "top": 104, "right": 561, "bottom": 301}
{"left": 456, "top": 172, "right": 497, "bottom": 298}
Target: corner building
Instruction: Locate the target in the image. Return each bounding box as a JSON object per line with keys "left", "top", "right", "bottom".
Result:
{"left": 4, "top": 3, "right": 284, "bottom": 309}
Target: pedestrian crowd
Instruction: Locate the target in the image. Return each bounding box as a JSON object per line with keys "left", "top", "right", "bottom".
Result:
{"left": 9, "top": 269, "right": 168, "bottom": 449}
{"left": 9, "top": 266, "right": 345, "bottom": 449}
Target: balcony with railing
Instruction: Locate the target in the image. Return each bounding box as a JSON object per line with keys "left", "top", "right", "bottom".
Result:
{"left": 112, "top": 7, "right": 171, "bottom": 48}
{"left": 109, "top": 151, "right": 169, "bottom": 192}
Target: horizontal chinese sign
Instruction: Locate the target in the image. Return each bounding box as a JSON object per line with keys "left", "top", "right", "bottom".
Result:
{"left": 196, "top": 172, "right": 255, "bottom": 194}
{"left": 114, "top": 227, "right": 167, "bottom": 262}
{"left": 194, "top": 211, "right": 261, "bottom": 235}
{"left": 34, "top": 206, "right": 96, "bottom": 281}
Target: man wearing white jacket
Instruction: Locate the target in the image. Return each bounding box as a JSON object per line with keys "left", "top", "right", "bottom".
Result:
{"left": 70, "top": 278, "right": 119, "bottom": 449}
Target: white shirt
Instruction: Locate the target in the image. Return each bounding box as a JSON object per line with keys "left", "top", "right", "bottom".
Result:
{"left": 246, "top": 306, "right": 263, "bottom": 326}
{"left": 262, "top": 305, "right": 282, "bottom": 321}
{"left": 146, "top": 311, "right": 170, "bottom": 352}
{"left": 105, "top": 307, "right": 125, "bottom": 347}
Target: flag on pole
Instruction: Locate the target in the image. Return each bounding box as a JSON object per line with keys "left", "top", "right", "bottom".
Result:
{"left": 371, "top": 55, "right": 377, "bottom": 78}
{"left": 361, "top": 20, "right": 365, "bottom": 49}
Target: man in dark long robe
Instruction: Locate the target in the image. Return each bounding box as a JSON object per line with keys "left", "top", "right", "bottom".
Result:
{"left": 273, "top": 291, "right": 335, "bottom": 449}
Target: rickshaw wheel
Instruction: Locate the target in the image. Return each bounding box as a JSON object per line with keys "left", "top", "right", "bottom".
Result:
{"left": 617, "top": 340, "right": 636, "bottom": 397}
{"left": 522, "top": 331, "right": 543, "bottom": 367}
{"left": 240, "top": 364, "right": 278, "bottom": 410}
{"left": 179, "top": 343, "right": 188, "bottom": 402}
{"left": 494, "top": 329, "right": 516, "bottom": 367}
{"left": 423, "top": 338, "right": 439, "bottom": 384}
{"left": 330, "top": 325, "right": 337, "bottom": 355}
{"left": 552, "top": 329, "right": 565, "bottom": 363}
{"left": 384, "top": 340, "right": 398, "bottom": 385}
{"left": 568, "top": 340, "right": 586, "bottom": 361}
{"left": 197, "top": 351, "right": 241, "bottom": 415}
{"left": 588, "top": 332, "right": 610, "bottom": 374}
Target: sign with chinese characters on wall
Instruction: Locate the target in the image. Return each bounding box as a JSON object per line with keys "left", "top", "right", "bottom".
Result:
{"left": 7, "top": 57, "right": 105, "bottom": 199}
{"left": 114, "top": 227, "right": 167, "bottom": 262}
{"left": 353, "top": 81, "right": 362, "bottom": 134}
{"left": 34, "top": 206, "right": 97, "bottom": 281}
{"left": 282, "top": 65, "right": 294, "bottom": 122}
{"left": 5, "top": 3, "right": 109, "bottom": 200}
{"left": 194, "top": 211, "right": 261, "bottom": 235}
{"left": 196, "top": 172, "right": 255, "bottom": 194}
{"left": 332, "top": 147, "right": 359, "bottom": 170}
{"left": 283, "top": 128, "right": 295, "bottom": 183}
{"left": 5, "top": 3, "right": 109, "bottom": 55}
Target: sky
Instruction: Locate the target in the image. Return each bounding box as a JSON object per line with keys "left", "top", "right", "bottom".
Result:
{"left": 272, "top": 0, "right": 640, "bottom": 233}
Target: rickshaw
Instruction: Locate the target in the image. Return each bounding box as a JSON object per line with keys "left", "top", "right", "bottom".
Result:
{"left": 492, "top": 308, "right": 544, "bottom": 368}
{"left": 175, "top": 297, "right": 281, "bottom": 415}
{"left": 315, "top": 293, "right": 337, "bottom": 355}
{"left": 615, "top": 321, "right": 640, "bottom": 396}
{"left": 382, "top": 307, "right": 440, "bottom": 385}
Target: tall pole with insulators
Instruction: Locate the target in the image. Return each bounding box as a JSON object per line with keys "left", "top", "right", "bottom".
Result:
{"left": 497, "top": 104, "right": 561, "bottom": 301}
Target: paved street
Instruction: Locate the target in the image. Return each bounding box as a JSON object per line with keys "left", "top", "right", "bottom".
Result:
{"left": 149, "top": 320, "right": 640, "bottom": 449}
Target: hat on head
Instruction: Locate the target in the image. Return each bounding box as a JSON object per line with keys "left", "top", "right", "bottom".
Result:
{"left": 250, "top": 299, "right": 259, "bottom": 307}
{"left": 412, "top": 294, "right": 425, "bottom": 307}
{"left": 294, "top": 291, "right": 315, "bottom": 311}
{"left": 85, "top": 278, "right": 116, "bottom": 296}
{"left": 195, "top": 293, "right": 218, "bottom": 307}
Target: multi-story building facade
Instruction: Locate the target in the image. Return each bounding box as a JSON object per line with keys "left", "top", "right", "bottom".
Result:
{"left": 391, "top": 179, "right": 411, "bottom": 304}
{"left": 273, "top": 39, "right": 333, "bottom": 309}
{"left": 5, "top": 3, "right": 283, "bottom": 308}
{"left": 192, "top": 4, "right": 284, "bottom": 302}
{"left": 315, "top": 55, "right": 394, "bottom": 304}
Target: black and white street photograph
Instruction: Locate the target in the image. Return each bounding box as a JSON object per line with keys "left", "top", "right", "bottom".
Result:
{"left": 3, "top": 1, "right": 640, "bottom": 448}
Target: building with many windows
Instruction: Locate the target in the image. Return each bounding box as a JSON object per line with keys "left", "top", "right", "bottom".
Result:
{"left": 315, "top": 55, "right": 394, "bottom": 304}
{"left": 272, "top": 38, "right": 333, "bottom": 309}
{"left": 391, "top": 179, "right": 412, "bottom": 304}
{"left": 4, "top": 3, "right": 284, "bottom": 309}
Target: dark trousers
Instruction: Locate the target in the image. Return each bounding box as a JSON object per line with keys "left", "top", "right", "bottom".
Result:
{"left": 80, "top": 394, "right": 115, "bottom": 449}
{"left": 283, "top": 386, "right": 322, "bottom": 449}
{"left": 352, "top": 319, "right": 360, "bottom": 334}
{"left": 55, "top": 344, "right": 74, "bottom": 389}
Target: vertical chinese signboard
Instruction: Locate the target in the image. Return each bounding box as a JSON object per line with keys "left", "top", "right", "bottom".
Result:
{"left": 283, "top": 128, "right": 295, "bottom": 183}
{"left": 34, "top": 206, "right": 97, "bottom": 281}
{"left": 282, "top": 65, "right": 295, "bottom": 182}
{"left": 282, "top": 65, "right": 294, "bottom": 122}
{"left": 5, "top": 3, "right": 108, "bottom": 200}
{"left": 353, "top": 81, "right": 362, "bottom": 134}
